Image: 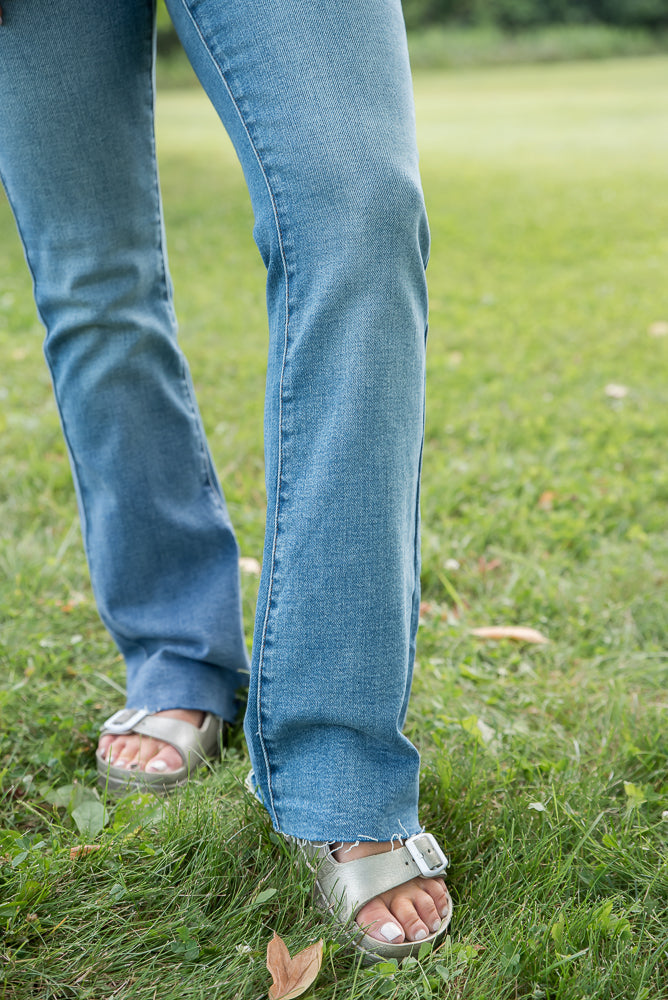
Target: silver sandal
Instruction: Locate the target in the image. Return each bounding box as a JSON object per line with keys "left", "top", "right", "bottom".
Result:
{"left": 96, "top": 708, "right": 222, "bottom": 793}
{"left": 298, "top": 833, "right": 452, "bottom": 964}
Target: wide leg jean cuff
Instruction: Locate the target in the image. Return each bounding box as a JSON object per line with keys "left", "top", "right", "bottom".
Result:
{"left": 124, "top": 654, "right": 249, "bottom": 723}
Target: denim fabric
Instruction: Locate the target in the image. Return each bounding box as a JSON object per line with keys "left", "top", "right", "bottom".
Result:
{"left": 0, "top": 0, "right": 429, "bottom": 841}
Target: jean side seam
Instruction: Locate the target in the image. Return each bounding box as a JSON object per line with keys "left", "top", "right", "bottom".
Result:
{"left": 146, "top": 6, "right": 219, "bottom": 495}
{"left": 408, "top": 327, "right": 427, "bottom": 710}
{"left": 172, "top": 0, "right": 290, "bottom": 829}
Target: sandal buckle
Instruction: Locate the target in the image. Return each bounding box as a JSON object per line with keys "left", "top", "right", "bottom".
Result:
{"left": 101, "top": 708, "right": 150, "bottom": 734}
{"left": 405, "top": 833, "right": 449, "bottom": 877}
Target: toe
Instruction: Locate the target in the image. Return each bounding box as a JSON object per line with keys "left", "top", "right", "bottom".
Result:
{"left": 103, "top": 735, "right": 130, "bottom": 765}
{"left": 388, "top": 895, "right": 430, "bottom": 943}
{"left": 133, "top": 737, "right": 162, "bottom": 770}
{"left": 356, "top": 900, "right": 405, "bottom": 944}
{"left": 412, "top": 884, "right": 443, "bottom": 934}
{"left": 99, "top": 732, "right": 184, "bottom": 774}
{"left": 422, "top": 877, "right": 451, "bottom": 919}
{"left": 113, "top": 734, "right": 148, "bottom": 770}
{"left": 144, "top": 744, "right": 183, "bottom": 774}
{"left": 97, "top": 734, "right": 114, "bottom": 760}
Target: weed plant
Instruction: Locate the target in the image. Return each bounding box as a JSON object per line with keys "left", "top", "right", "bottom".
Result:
{"left": 1, "top": 57, "right": 667, "bottom": 999}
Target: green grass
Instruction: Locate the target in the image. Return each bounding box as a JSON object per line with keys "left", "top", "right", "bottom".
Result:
{"left": 155, "top": 25, "right": 668, "bottom": 87}
{"left": 1, "top": 57, "right": 667, "bottom": 999}
{"left": 406, "top": 24, "right": 668, "bottom": 70}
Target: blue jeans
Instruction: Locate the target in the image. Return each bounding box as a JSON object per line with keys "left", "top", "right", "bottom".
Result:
{"left": 0, "top": 0, "right": 429, "bottom": 842}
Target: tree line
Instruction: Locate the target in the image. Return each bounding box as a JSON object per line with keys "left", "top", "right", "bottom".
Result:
{"left": 156, "top": 0, "right": 668, "bottom": 54}
{"left": 401, "top": 0, "right": 668, "bottom": 29}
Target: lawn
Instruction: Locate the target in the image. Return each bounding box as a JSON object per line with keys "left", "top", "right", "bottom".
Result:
{"left": 1, "top": 57, "right": 667, "bottom": 999}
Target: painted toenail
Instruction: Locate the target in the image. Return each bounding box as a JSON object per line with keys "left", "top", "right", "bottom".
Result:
{"left": 380, "top": 922, "right": 403, "bottom": 942}
{"left": 431, "top": 920, "right": 441, "bottom": 933}
{"left": 146, "top": 760, "right": 168, "bottom": 772}
{"left": 414, "top": 929, "right": 428, "bottom": 941}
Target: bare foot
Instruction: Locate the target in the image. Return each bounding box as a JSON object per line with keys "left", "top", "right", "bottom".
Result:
{"left": 332, "top": 841, "right": 450, "bottom": 945}
{"left": 97, "top": 710, "right": 205, "bottom": 774}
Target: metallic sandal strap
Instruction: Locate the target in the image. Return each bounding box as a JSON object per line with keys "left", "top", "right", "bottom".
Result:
{"left": 101, "top": 708, "right": 151, "bottom": 734}
{"left": 308, "top": 833, "right": 449, "bottom": 921}
{"left": 100, "top": 711, "right": 220, "bottom": 771}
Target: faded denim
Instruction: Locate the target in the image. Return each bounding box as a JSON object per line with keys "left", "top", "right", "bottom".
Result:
{"left": 0, "top": 0, "right": 430, "bottom": 841}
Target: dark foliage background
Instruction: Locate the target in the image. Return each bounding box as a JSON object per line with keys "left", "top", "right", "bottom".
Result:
{"left": 401, "top": 0, "right": 668, "bottom": 29}
{"left": 156, "top": 1, "right": 668, "bottom": 54}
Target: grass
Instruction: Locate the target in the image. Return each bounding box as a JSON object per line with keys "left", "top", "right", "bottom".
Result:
{"left": 1, "top": 56, "right": 667, "bottom": 999}
{"left": 155, "top": 25, "right": 668, "bottom": 87}
{"left": 405, "top": 24, "right": 668, "bottom": 71}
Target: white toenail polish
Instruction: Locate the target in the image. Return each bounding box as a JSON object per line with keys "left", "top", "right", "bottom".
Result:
{"left": 380, "top": 922, "right": 403, "bottom": 942}
{"left": 146, "top": 760, "right": 168, "bottom": 772}
{"left": 431, "top": 921, "right": 441, "bottom": 933}
{"left": 414, "top": 929, "right": 428, "bottom": 941}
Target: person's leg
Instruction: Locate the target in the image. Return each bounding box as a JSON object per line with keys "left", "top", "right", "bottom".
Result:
{"left": 0, "top": 1, "right": 249, "bottom": 772}
{"left": 166, "top": 0, "right": 447, "bottom": 944}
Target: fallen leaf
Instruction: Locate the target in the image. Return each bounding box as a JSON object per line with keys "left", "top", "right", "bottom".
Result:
{"left": 604, "top": 383, "right": 628, "bottom": 399}
{"left": 266, "top": 933, "right": 323, "bottom": 1000}
{"left": 239, "top": 556, "right": 262, "bottom": 576}
{"left": 70, "top": 844, "right": 101, "bottom": 859}
{"left": 59, "top": 591, "right": 87, "bottom": 613}
{"left": 537, "top": 490, "right": 556, "bottom": 511}
{"left": 648, "top": 320, "right": 668, "bottom": 337}
{"left": 470, "top": 626, "right": 549, "bottom": 644}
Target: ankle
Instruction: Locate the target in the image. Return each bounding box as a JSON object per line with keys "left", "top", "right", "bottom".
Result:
{"left": 332, "top": 840, "right": 399, "bottom": 863}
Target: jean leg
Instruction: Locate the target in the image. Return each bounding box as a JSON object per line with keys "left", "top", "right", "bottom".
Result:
{"left": 167, "top": 0, "right": 429, "bottom": 839}
{"left": 0, "top": 1, "right": 249, "bottom": 718}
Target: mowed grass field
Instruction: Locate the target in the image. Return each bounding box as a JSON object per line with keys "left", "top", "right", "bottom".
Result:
{"left": 1, "top": 57, "right": 667, "bottom": 999}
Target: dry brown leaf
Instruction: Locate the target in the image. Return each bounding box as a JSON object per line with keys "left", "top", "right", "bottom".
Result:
{"left": 70, "top": 845, "right": 101, "bottom": 859}
{"left": 478, "top": 557, "right": 502, "bottom": 573}
{"left": 266, "top": 933, "right": 323, "bottom": 1000}
{"left": 537, "top": 490, "right": 556, "bottom": 511}
{"left": 470, "top": 626, "right": 549, "bottom": 644}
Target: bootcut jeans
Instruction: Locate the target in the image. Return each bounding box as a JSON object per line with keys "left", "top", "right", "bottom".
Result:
{"left": 0, "top": 0, "right": 430, "bottom": 842}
